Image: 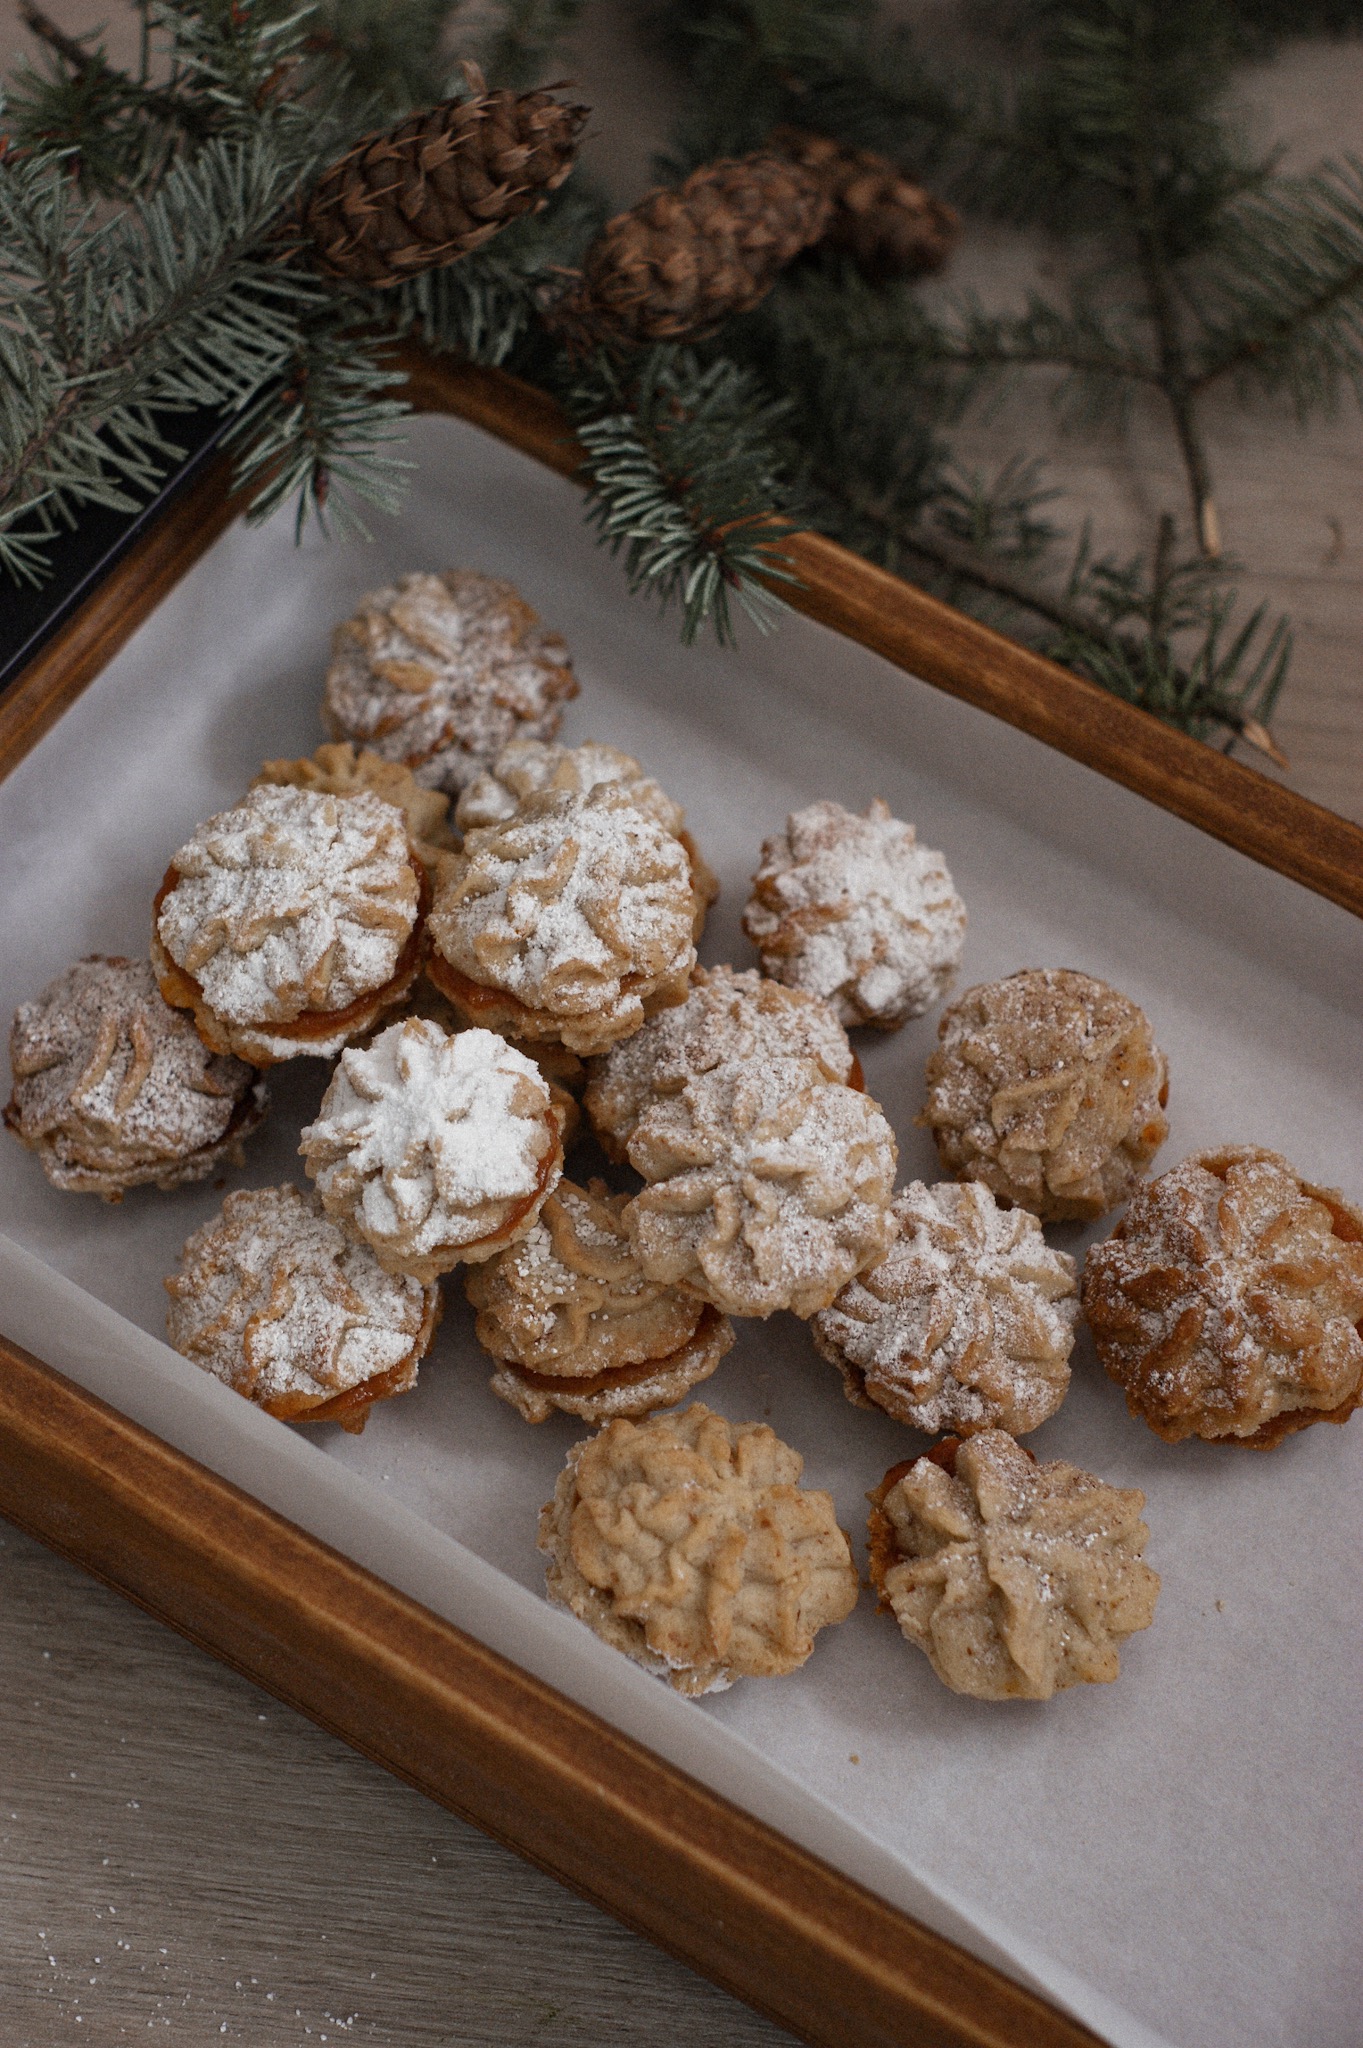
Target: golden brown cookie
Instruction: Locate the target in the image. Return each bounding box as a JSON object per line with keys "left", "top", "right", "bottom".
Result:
{"left": 322, "top": 569, "right": 577, "bottom": 794}
{"left": 425, "top": 783, "right": 696, "bottom": 1055}
{"left": 1082, "top": 1145, "right": 1363, "bottom": 1447}
{"left": 466, "top": 1178, "right": 734, "bottom": 1423}
{"left": 6, "top": 956, "right": 266, "bottom": 1198}
{"left": 253, "top": 742, "right": 455, "bottom": 873}
{"left": 455, "top": 737, "right": 718, "bottom": 936}
{"left": 165, "top": 1183, "right": 441, "bottom": 1433}
{"left": 811, "top": 1180, "right": 1076, "bottom": 1434}
{"left": 300, "top": 1020, "right": 563, "bottom": 1283}
{"left": 539, "top": 1404, "right": 859, "bottom": 1693}
{"left": 921, "top": 967, "right": 1169, "bottom": 1221}
{"left": 867, "top": 1432, "right": 1159, "bottom": 1699}
{"left": 744, "top": 797, "right": 965, "bottom": 1028}
{"left": 152, "top": 784, "right": 425, "bottom": 1064}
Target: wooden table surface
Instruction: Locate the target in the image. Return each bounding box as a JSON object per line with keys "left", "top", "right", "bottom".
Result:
{"left": 2, "top": 7, "right": 1360, "bottom": 2045}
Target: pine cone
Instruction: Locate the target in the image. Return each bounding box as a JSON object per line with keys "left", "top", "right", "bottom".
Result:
{"left": 768, "top": 127, "right": 959, "bottom": 282}
{"left": 560, "top": 155, "right": 832, "bottom": 346}
{"left": 305, "top": 78, "right": 588, "bottom": 288}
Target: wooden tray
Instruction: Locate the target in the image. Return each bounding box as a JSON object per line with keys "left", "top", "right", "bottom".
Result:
{"left": 2, "top": 348, "right": 1359, "bottom": 2048}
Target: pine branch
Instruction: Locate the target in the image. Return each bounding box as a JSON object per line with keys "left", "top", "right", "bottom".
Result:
{"left": 0, "top": 135, "right": 325, "bottom": 581}
{"left": 566, "top": 347, "right": 804, "bottom": 646}
{"left": 225, "top": 303, "right": 412, "bottom": 538}
{"left": 476, "top": 0, "right": 586, "bottom": 91}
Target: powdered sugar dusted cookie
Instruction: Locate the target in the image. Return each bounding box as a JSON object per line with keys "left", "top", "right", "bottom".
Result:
{"left": 1082, "top": 1145, "right": 1363, "bottom": 1448}
{"left": 455, "top": 737, "right": 718, "bottom": 936}
{"left": 322, "top": 570, "right": 577, "bottom": 794}
{"left": 812, "top": 1181, "right": 1076, "bottom": 1434}
{"left": 426, "top": 784, "right": 696, "bottom": 1056}
{"left": 153, "top": 784, "right": 425, "bottom": 1064}
{"left": 921, "top": 967, "right": 1169, "bottom": 1221}
{"left": 300, "top": 1020, "right": 563, "bottom": 1283}
{"left": 867, "top": 1432, "right": 1159, "bottom": 1700}
{"left": 584, "top": 965, "right": 857, "bottom": 1162}
{"left": 6, "top": 956, "right": 266, "bottom": 1198}
{"left": 253, "top": 742, "right": 454, "bottom": 873}
{"left": 540, "top": 1404, "right": 859, "bottom": 1693}
{"left": 466, "top": 1178, "right": 734, "bottom": 1423}
{"left": 744, "top": 798, "right": 965, "bottom": 1027}
{"left": 625, "top": 1054, "right": 898, "bottom": 1319}
{"left": 165, "top": 1183, "right": 441, "bottom": 1433}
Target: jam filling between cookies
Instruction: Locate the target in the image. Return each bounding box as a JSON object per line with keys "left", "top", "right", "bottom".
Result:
{"left": 503, "top": 1303, "right": 726, "bottom": 1398}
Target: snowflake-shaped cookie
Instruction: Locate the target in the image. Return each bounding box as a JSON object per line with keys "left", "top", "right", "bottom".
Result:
{"left": 921, "top": 967, "right": 1169, "bottom": 1220}
{"left": 153, "top": 784, "right": 422, "bottom": 1063}
{"left": 426, "top": 783, "right": 697, "bottom": 1055}
{"left": 165, "top": 1183, "right": 441, "bottom": 1432}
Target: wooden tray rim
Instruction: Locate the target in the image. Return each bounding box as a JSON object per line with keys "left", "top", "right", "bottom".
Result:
{"left": 2, "top": 341, "right": 1351, "bottom": 2048}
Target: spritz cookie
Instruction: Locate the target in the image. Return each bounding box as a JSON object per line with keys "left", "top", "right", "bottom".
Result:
{"left": 811, "top": 1180, "right": 1077, "bottom": 1435}
{"left": 466, "top": 1178, "right": 734, "bottom": 1423}
{"left": 153, "top": 784, "right": 425, "bottom": 1064}
{"left": 254, "top": 741, "right": 455, "bottom": 873}
{"left": 921, "top": 967, "right": 1169, "bottom": 1221}
{"left": 300, "top": 1020, "right": 563, "bottom": 1284}
{"left": 165, "top": 1183, "right": 441, "bottom": 1433}
{"left": 1082, "top": 1145, "right": 1363, "bottom": 1448}
{"left": 5, "top": 956, "right": 266, "bottom": 1198}
{"left": 867, "top": 1432, "right": 1159, "bottom": 1700}
{"left": 583, "top": 964, "right": 859, "bottom": 1163}
{"left": 744, "top": 798, "right": 965, "bottom": 1028}
{"left": 322, "top": 569, "right": 577, "bottom": 795}
{"left": 425, "top": 783, "right": 696, "bottom": 1055}
{"left": 540, "top": 1404, "right": 859, "bottom": 1694}
{"left": 455, "top": 737, "right": 718, "bottom": 936}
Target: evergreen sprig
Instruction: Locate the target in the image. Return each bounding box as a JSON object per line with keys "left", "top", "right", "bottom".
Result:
{"left": 568, "top": 348, "right": 803, "bottom": 645}
{"left": 0, "top": 132, "right": 324, "bottom": 583}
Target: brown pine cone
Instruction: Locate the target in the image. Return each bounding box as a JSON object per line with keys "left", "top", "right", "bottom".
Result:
{"left": 560, "top": 154, "right": 832, "bottom": 346}
{"left": 767, "top": 127, "right": 959, "bottom": 282}
{"left": 305, "top": 76, "right": 588, "bottom": 288}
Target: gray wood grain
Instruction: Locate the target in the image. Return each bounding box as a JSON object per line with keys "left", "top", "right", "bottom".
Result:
{"left": 0, "top": 1522, "right": 790, "bottom": 2047}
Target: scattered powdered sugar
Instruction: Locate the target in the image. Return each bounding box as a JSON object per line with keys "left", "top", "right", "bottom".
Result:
{"left": 322, "top": 570, "right": 578, "bottom": 794}
{"left": 157, "top": 785, "right": 418, "bottom": 1024}
{"left": 744, "top": 798, "right": 965, "bottom": 1028}
{"left": 6, "top": 956, "right": 264, "bottom": 1194}
{"left": 429, "top": 784, "right": 696, "bottom": 1050}
{"left": 812, "top": 1180, "right": 1077, "bottom": 1435}
{"left": 165, "top": 1184, "right": 433, "bottom": 1403}
{"left": 301, "top": 1020, "right": 560, "bottom": 1268}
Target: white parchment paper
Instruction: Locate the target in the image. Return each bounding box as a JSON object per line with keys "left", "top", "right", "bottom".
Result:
{"left": 2, "top": 415, "right": 1360, "bottom": 2048}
